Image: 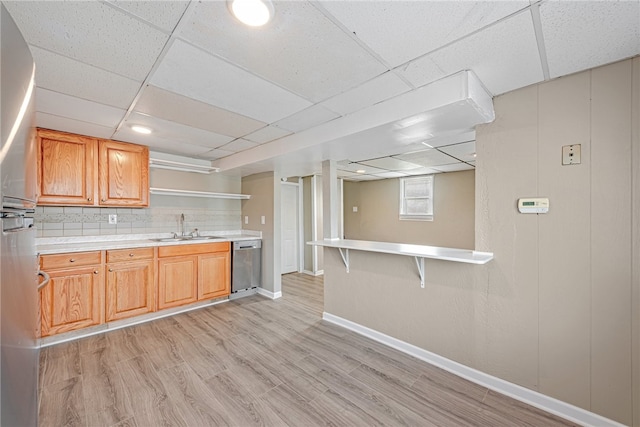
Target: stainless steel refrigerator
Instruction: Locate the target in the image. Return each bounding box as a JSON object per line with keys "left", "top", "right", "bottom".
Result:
{"left": 0, "top": 4, "right": 39, "bottom": 426}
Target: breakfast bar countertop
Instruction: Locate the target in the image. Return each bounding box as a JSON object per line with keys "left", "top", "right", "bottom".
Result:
{"left": 36, "top": 230, "right": 262, "bottom": 255}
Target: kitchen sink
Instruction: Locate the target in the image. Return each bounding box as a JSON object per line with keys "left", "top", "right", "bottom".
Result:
{"left": 149, "top": 236, "right": 227, "bottom": 242}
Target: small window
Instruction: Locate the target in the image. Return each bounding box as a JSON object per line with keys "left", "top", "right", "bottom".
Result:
{"left": 399, "top": 175, "right": 433, "bottom": 221}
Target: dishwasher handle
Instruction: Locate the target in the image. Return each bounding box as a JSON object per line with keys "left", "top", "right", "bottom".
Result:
{"left": 233, "top": 240, "right": 261, "bottom": 250}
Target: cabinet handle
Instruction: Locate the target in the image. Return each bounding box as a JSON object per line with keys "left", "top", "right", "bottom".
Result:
{"left": 94, "top": 270, "right": 99, "bottom": 274}
{"left": 101, "top": 199, "right": 106, "bottom": 202}
{"left": 108, "top": 268, "right": 113, "bottom": 272}
{"left": 87, "top": 197, "right": 92, "bottom": 202}
{"left": 37, "top": 271, "right": 50, "bottom": 291}
{"left": 69, "top": 258, "right": 76, "bottom": 263}
{"left": 129, "top": 253, "right": 134, "bottom": 257}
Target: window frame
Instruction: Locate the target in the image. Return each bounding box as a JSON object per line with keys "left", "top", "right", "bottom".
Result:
{"left": 399, "top": 175, "right": 434, "bottom": 221}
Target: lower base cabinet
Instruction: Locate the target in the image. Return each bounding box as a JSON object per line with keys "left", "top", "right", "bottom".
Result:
{"left": 39, "top": 251, "right": 104, "bottom": 337}
{"left": 105, "top": 247, "right": 155, "bottom": 321}
{"left": 157, "top": 256, "right": 198, "bottom": 310}
{"left": 158, "top": 242, "right": 231, "bottom": 309}
{"left": 40, "top": 241, "right": 231, "bottom": 337}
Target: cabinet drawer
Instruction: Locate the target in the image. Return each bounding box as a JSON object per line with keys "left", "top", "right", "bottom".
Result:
{"left": 107, "top": 247, "right": 154, "bottom": 263}
{"left": 158, "top": 242, "right": 230, "bottom": 258}
{"left": 41, "top": 251, "right": 102, "bottom": 270}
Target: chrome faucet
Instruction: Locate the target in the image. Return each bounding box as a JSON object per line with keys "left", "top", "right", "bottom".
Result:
{"left": 179, "top": 213, "right": 186, "bottom": 237}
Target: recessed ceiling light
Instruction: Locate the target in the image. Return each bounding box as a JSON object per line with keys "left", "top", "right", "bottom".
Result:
{"left": 228, "top": 0, "right": 274, "bottom": 27}
{"left": 356, "top": 169, "right": 366, "bottom": 174}
{"left": 131, "top": 125, "right": 152, "bottom": 134}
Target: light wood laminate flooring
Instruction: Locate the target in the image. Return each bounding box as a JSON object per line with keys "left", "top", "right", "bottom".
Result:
{"left": 38, "top": 273, "right": 577, "bottom": 426}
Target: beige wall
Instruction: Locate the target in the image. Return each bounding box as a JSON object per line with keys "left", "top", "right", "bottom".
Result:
{"left": 241, "top": 172, "right": 281, "bottom": 294}
{"left": 324, "top": 58, "right": 640, "bottom": 425}
{"left": 343, "top": 170, "right": 475, "bottom": 249}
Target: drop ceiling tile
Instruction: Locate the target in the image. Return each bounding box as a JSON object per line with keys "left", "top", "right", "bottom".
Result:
{"left": 143, "top": 139, "right": 213, "bottom": 157}
{"left": 178, "top": 1, "right": 386, "bottom": 102}
{"left": 219, "top": 139, "right": 259, "bottom": 153}
{"left": 397, "top": 55, "right": 447, "bottom": 90}
{"left": 429, "top": 11, "right": 544, "bottom": 96}
{"left": 394, "top": 149, "right": 459, "bottom": 168}
{"left": 6, "top": 1, "right": 168, "bottom": 81}
{"left": 320, "top": 72, "right": 412, "bottom": 116}
{"left": 540, "top": 1, "right": 640, "bottom": 79}
{"left": 437, "top": 141, "right": 477, "bottom": 163}
{"left": 104, "top": 0, "right": 190, "bottom": 32}
{"left": 433, "top": 163, "right": 475, "bottom": 173}
{"left": 200, "top": 148, "right": 237, "bottom": 161}
{"left": 273, "top": 105, "right": 340, "bottom": 133}
{"left": 135, "top": 85, "right": 265, "bottom": 138}
{"left": 31, "top": 47, "right": 141, "bottom": 109}
{"left": 36, "top": 112, "right": 115, "bottom": 139}
{"left": 338, "top": 162, "right": 385, "bottom": 174}
{"left": 403, "top": 167, "right": 441, "bottom": 176}
{"left": 370, "top": 171, "right": 408, "bottom": 179}
{"left": 319, "top": 1, "right": 529, "bottom": 67}
{"left": 36, "top": 88, "right": 126, "bottom": 128}
{"left": 359, "top": 157, "right": 422, "bottom": 171}
{"left": 114, "top": 112, "right": 233, "bottom": 150}
{"left": 337, "top": 170, "right": 360, "bottom": 178}
{"left": 345, "top": 174, "right": 381, "bottom": 181}
{"left": 150, "top": 40, "right": 312, "bottom": 123}
{"left": 243, "top": 126, "right": 292, "bottom": 144}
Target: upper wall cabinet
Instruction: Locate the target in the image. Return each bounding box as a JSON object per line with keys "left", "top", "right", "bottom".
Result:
{"left": 99, "top": 140, "right": 149, "bottom": 207}
{"left": 37, "top": 129, "right": 149, "bottom": 207}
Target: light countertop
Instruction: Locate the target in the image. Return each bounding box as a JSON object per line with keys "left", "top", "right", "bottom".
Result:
{"left": 308, "top": 239, "right": 493, "bottom": 264}
{"left": 37, "top": 230, "right": 262, "bottom": 255}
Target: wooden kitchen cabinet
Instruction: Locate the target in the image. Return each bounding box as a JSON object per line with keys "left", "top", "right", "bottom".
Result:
{"left": 199, "top": 251, "right": 230, "bottom": 300}
{"left": 157, "top": 256, "right": 198, "bottom": 310}
{"left": 99, "top": 140, "right": 149, "bottom": 207}
{"left": 106, "top": 247, "right": 155, "bottom": 322}
{"left": 36, "top": 128, "right": 149, "bottom": 207}
{"left": 158, "top": 242, "right": 230, "bottom": 310}
{"left": 39, "top": 251, "right": 104, "bottom": 337}
{"left": 37, "top": 128, "right": 98, "bottom": 206}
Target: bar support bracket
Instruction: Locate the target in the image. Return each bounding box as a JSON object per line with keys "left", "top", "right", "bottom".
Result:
{"left": 415, "top": 256, "right": 425, "bottom": 288}
{"left": 338, "top": 248, "right": 350, "bottom": 273}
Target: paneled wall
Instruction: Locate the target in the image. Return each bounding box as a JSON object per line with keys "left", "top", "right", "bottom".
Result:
{"left": 324, "top": 58, "right": 639, "bottom": 425}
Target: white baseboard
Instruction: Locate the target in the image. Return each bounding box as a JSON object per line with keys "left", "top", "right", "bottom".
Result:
{"left": 257, "top": 287, "right": 282, "bottom": 299}
{"left": 301, "top": 269, "right": 324, "bottom": 276}
{"left": 322, "top": 312, "right": 624, "bottom": 427}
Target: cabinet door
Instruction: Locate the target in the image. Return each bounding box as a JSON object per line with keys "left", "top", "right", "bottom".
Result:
{"left": 40, "top": 265, "right": 103, "bottom": 337}
{"left": 157, "top": 256, "right": 197, "bottom": 310}
{"left": 106, "top": 260, "right": 155, "bottom": 322}
{"left": 99, "top": 140, "right": 149, "bottom": 207}
{"left": 37, "top": 129, "right": 97, "bottom": 206}
{"left": 198, "top": 252, "right": 230, "bottom": 300}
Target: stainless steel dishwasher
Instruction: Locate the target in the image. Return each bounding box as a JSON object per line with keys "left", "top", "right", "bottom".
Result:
{"left": 231, "top": 240, "right": 261, "bottom": 295}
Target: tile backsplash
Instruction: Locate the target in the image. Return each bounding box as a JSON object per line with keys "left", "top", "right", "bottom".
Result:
{"left": 35, "top": 206, "right": 241, "bottom": 238}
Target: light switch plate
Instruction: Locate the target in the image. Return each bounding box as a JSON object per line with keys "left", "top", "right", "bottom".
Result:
{"left": 244, "top": 216, "right": 248, "bottom": 224}
{"left": 562, "top": 144, "right": 581, "bottom": 165}
{"left": 352, "top": 206, "right": 358, "bottom": 212}
{"left": 261, "top": 215, "right": 265, "bottom": 225}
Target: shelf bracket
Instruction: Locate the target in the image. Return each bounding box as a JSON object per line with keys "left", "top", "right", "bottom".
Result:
{"left": 415, "top": 256, "right": 425, "bottom": 288}
{"left": 338, "top": 248, "right": 350, "bottom": 273}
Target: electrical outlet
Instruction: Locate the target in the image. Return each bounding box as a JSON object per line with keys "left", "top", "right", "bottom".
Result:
{"left": 244, "top": 216, "right": 249, "bottom": 224}
{"left": 108, "top": 214, "right": 117, "bottom": 224}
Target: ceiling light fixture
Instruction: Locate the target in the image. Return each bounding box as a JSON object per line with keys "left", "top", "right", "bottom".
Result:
{"left": 131, "top": 125, "right": 152, "bottom": 134}
{"left": 356, "top": 169, "right": 366, "bottom": 174}
{"left": 228, "top": 0, "right": 274, "bottom": 27}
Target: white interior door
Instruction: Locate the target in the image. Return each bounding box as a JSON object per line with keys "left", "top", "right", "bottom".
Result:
{"left": 281, "top": 182, "right": 299, "bottom": 274}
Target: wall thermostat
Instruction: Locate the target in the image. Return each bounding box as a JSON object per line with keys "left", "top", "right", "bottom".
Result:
{"left": 518, "top": 197, "right": 549, "bottom": 214}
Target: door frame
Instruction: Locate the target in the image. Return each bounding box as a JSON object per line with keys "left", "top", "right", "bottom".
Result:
{"left": 281, "top": 180, "right": 303, "bottom": 274}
